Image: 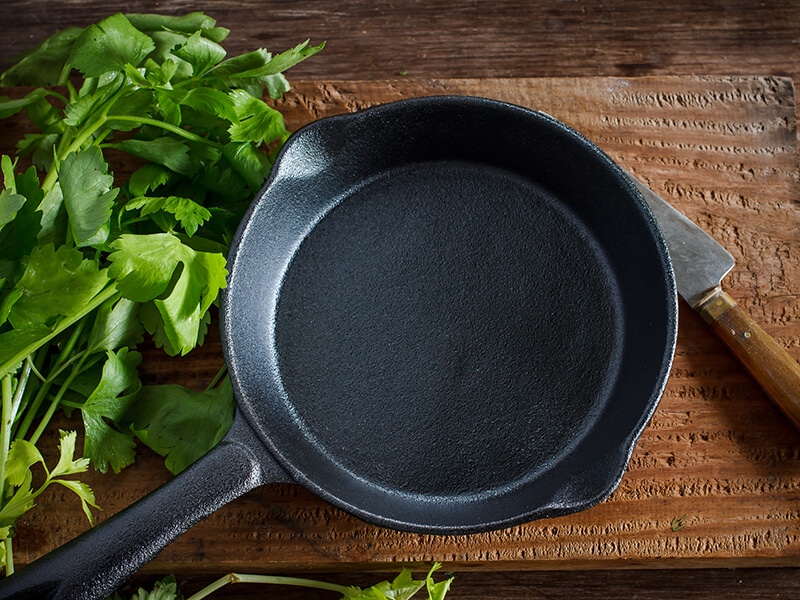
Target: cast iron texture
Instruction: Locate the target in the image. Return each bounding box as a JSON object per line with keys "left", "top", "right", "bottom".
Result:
{"left": 225, "top": 95, "right": 678, "bottom": 532}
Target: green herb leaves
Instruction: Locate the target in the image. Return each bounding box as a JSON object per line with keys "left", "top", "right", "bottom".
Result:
{"left": 173, "top": 31, "right": 227, "bottom": 77}
{"left": 6, "top": 245, "right": 110, "bottom": 329}
{"left": 0, "top": 28, "right": 84, "bottom": 86}
{"left": 0, "top": 157, "right": 33, "bottom": 244}
{"left": 111, "top": 575, "right": 183, "bottom": 600}
{"left": 69, "top": 13, "right": 156, "bottom": 78}
{"left": 0, "top": 11, "right": 320, "bottom": 574}
{"left": 125, "top": 196, "right": 211, "bottom": 237}
{"left": 61, "top": 148, "right": 119, "bottom": 247}
{"left": 81, "top": 348, "right": 142, "bottom": 474}
{"left": 342, "top": 565, "right": 454, "bottom": 600}
{"left": 125, "top": 377, "right": 235, "bottom": 475}
{"left": 109, "top": 233, "right": 227, "bottom": 355}
{"left": 1, "top": 430, "right": 98, "bottom": 529}
{"left": 0, "top": 245, "right": 114, "bottom": 378}
{"left": 228, "top": 89, "right": 288, "bottom": 144}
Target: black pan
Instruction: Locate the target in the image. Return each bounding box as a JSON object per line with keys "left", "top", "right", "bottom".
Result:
{"left": 0, "top": 96, "right": 677, "bottom": 600}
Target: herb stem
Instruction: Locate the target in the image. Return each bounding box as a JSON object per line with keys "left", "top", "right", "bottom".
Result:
{"left": 3, "top": 362, "right": 34, "bottom": 510}
{"left": 185, "top": 573, "right": 350, "bottom": 600}
{"left": 43, "top": 89, "right": 70, "bottom": 106}
{"left": 17, "top": 327, "right": 105, "bottom": 433}
{"left": 57, "top": 319, "right": 86, "bottom": 365}
{"left": 0, "top": 375, "right": 14, "bottom": 505}
{"left": 235, "top": 573, "right": 351, "bottom": 593}
{"left": 205, "top": 365, "right": 228, "bottom": 391}
{"left": 3, "top": 537, "right": 12, "bottom": 576}
{"left": 106, "top": 115, "right": 222, "bottom": 148}
{"left": 26, "top": 320, "right": 107, "bottom": 446}
{"left": 65, "top": 80, "right": 77, "bottom": 101}
{"left": 0, "top": 283, "right": 119, "bottom": 381}
{"left": 57, "top": 399, "right": 84, "bottom": 410}
{"left": 41, "top": 127, "right": 75, "bottom": 194}
{"left": 26, "top": 355, "right": 46, "bottom": 383}
{"left": 66, "top": 115, "right": 108, "bottom": 154}
{"left": 57, "top": 124, "right": 74, "bottom": 156}
{"left": 12, "top": 349, "right": 51, "bottom": 441}
{"left": 41, "top": 82, "right": 128, "bottom": 195}
{"left": 57, "top": 63, "right": 73, "bottom": 89}
{"left": 9, "top": 361, "right": 32, "bottom": 431}
{"left": 28, "top": 357, "right": 83, "bottom": 446}
{"left": 14, "top": 379, "right": 53, "bottom": 443}
{"left": 38, "top": 349, "right": 87, "bottom": 387}
{"left": 0, "top": 371, "right": 21, "bottom": 575}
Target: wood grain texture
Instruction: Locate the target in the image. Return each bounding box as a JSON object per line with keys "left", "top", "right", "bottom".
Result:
{"left": 1, "top": 0, "right": 799, "bottom": 84}
{"left": 3, "top": 76, "right": 798, "bottom": 576}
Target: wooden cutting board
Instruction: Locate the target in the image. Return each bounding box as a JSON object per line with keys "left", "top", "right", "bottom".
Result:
{"left": 5, "top": 76, "right": 800, "bottom": 573}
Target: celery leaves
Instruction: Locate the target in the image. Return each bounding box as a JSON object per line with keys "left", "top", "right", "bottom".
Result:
{"left": 81, "top": 348, "right": 142, "bottom": 473}
{"left": 0, "top": 10, "right": 321, "bottom": 574}
{"left": 123, "top": 377, "right": 235, "bottom": 475}
{"left": 7, "top": 245, "right": 110, "bottom": 330}
{"left": 61, "top": 148, "right": 119, "bottom": 247}
{"left": 1, "top": 431, "right": 98, "bottom": 529}
{"left": 342, "top": 565, "right": 454, "bottom": 600}
{"left": 109, "top": 233, "right": 227, "bottom": 355}
{"left": 68, "top": 13, "right": 156, "bottom": 78}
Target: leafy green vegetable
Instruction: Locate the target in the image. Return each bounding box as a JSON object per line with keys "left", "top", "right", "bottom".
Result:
{"left": 112, "top": 564, "right": 455, "bottom": 600}
{"left": 111, "top": 575, "right": 182, "bottom": 600}
{"left": 60, "top": 147, "right": 119, "bottom": 247}
{"left": 228, "top": 89, "right": 289, "bottom": 143}
{"left": 0, "top": 430, "right": 98, "bottom": 528}
{"left": 108, "top": 233, "right": 227, "bottom": 355}
{"left": 8, "top": 245, "right": 110, "bottom": 329}
{"left": 123, "top": 377, "right": 235, "bottom": 474}
{"left": 124, "top": 196, "right": 211, "bottom": 237}
{"left": 109, "top": 138, "right": 195, "bottom": 175}
{"left": 0, "top": 28, "right": 84, "bottom": 86}
{"left": 81, "top": 348, "right": 142, "bottom": 474}
{"left": 341, "top": 566, "right": 454, "bottom": 600}
{"left": 69, "top": 13, "right": 156, "bottom": 77}
{"left": 0, "top": 10, "right": 321, "bottom": 575}
{"left": 0, "top": 157, "right": 26, "bottom": 232}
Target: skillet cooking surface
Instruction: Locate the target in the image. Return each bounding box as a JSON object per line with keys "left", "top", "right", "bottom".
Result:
{"left": 275, "top": 162, "right": 622, "bottom": 493}
{"left": 223, "top": 96, "right": 677, "bottom": 532}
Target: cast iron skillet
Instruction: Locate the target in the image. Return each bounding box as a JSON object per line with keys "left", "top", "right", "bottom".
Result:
{"left": 0, "top": 96, "right": 677, "bottom": 600}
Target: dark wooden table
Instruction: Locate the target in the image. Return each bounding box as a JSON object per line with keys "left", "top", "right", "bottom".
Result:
{"left": 3, "top": 0, "right": 800, "bottom": 84}
{"left": 3, "top": 2, "right": 800, "bottom": 599}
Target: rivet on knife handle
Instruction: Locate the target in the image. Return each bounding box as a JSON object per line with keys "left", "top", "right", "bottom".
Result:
{"left": 697, "top": 287, "right": 800, "bottom": 430}
{"left": 629, "top": 176, "right": 800, "bottom": 432}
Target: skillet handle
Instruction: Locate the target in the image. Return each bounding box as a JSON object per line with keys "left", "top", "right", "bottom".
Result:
{"left": 0, "top": 414, "right": 278, "bottom": 600}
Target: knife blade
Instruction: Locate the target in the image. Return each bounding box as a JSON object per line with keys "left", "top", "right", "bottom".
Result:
{"left": 630, "top": 176, "right": 800, "bottom": 431}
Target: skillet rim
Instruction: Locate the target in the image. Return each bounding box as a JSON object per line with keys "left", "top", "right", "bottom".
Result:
{"left": 221, "top": 94, "right": 678, "bottom": 533}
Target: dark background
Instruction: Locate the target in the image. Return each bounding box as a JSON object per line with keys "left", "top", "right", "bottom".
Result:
{"left": 2, "top": 1, "right": 800, "bottom": 84}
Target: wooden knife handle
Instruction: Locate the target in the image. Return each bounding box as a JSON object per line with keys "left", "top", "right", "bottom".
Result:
{"left": 697, "top": 288, "right": 800, "bottom": 431}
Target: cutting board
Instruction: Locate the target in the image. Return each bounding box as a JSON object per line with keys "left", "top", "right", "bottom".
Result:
{"left": 4, "top": 76, "right": 800, "bottom": 573}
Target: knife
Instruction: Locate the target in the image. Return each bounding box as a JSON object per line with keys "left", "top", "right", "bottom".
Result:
{"left": 630, "top": 176, "right": 800, "bottom": 431}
